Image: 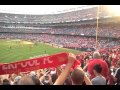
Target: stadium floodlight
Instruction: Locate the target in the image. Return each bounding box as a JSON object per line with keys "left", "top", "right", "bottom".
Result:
{"left": 107, "top": 5, "right": 120, "bottom": 16}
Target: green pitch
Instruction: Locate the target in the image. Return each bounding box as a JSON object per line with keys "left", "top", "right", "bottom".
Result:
{"left": 0, "top": 39, "right": 81, "bottom": 63}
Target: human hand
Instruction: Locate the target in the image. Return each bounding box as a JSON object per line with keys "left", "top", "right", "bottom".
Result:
{"left": 67, "top": 53, "right": 76, "bottom": 65}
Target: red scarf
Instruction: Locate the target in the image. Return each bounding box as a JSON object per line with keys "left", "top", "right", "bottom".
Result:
{"left": 0, "top": 52, "right": 80, "bottom": 75}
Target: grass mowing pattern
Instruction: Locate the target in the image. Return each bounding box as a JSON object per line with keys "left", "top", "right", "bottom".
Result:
{"left": 0, "top": 39, "right": 81, "bottom": 63}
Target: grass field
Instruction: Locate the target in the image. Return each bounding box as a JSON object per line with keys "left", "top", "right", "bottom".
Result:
{"left": 0, "top": 39, "right": 81, "bottom": 63}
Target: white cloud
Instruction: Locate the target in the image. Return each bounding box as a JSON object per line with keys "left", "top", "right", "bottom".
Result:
{"left": 0, "top": 5, "right": 87, "bottom": 15}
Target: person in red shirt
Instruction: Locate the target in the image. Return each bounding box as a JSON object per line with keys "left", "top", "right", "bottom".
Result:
{"left": 84, "top": 51, "right": 109, "bottom": 80}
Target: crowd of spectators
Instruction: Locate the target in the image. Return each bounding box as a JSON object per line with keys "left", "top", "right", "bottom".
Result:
{"left": 0, "top": 33, "right": 119, "bottom": 49}
{"left": 0, "top": 23, "right": 120, "bottom": 38}
{"left": 0, "top": 48, "right": 120, "bottom": 85}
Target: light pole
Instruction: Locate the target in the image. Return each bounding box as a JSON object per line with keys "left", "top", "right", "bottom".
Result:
{"left": 96, "top": 5, "right": 99, "bottom": 50}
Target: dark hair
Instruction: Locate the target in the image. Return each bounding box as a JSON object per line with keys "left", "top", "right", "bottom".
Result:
{"left": 45, "top": 75, "right": 49, "bottom": 80}
{"left": 71, "top": 68, "right": 85, "bottom": 85}
{"left": 43, "top": 81, "right": 51, "bottom": 85}
{"left": 31, "top": 76, "right": 40, "bottom": 85}
{"left": 2, "top": 79, "right": 10, "bottom": 85}
{"left": 51, "top": 74, "right": 57, "bottom": 83}
{"left": 93, "top": 64, "right": 102, "bottom": 73}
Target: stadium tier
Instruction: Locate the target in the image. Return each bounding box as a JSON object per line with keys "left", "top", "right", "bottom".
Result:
{"left": 0, "top": 23, "right": 120, "bottom": 38}
{"left": 0, "top": 5, "right": 117, "bottom": 23}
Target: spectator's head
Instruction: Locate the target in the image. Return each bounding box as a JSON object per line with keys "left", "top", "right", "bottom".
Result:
{"left": 51, "top": 74, "right": 57, "bottom": 83}
{"left": 93, "top": 52, "right": 101, "bottom": 59}
{"left": 17, "top": 76, "right": 35, "bottom": 85}
{"left": 42, "top": 75, "right": 51, "bottom": 85}
{"left": 93, "top": 64, "right": 102, "bottom": 75}
{"left": 31, "top": 76, "right": 40, "bottom": 85}
{"left": 14, "top": 76, "right": 22, "bottom": 85}
{"left": 9, "top": 74, "right": 17, "bottom": 81}
{"left": 29, "top": 71, "right": 36, "bottom": 77}
{"left": 15, "top": 76, "right": 21, "bottom": 82}
{"left": 71, "top": 68, "right": 85, "bottom": 85}
{"left": 2, "top": 79, "right": 10, "bottom": 85}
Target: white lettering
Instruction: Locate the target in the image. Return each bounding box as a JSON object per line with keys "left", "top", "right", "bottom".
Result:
{"left": 2, "top": 64, "right": 7, "bottom": 70}
{"left": 2, "top": 64, "right": 17, "bottom": 70}
{"left": 27, "top": 60, "right": 40, "bottom": 66}
{"left": 20, "top": 62, "right": 28, "bottom": 68}
{"left": 43, "top": 57, "right": 53, "bottom": 64}
{"left": 8, "top": 64, "right": 17, "bottom": 69}
{"left": 19, "top": 60, "right": 40, "bottom": 68}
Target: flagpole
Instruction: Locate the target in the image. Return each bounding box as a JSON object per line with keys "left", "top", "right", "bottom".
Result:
{"left": 96, "top": 5, "right": 99, "bottom": 50}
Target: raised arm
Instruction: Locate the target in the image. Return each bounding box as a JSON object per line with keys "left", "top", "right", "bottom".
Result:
{"left": 56, "top": 66, "right": 62, "bottom": 77}
{"left": 54, "top": 53, "right": 76, "bottom": 85}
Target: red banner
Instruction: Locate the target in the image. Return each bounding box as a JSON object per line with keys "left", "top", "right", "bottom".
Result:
{"left": 0, "top": 52, "right": 80, "bottom": 75}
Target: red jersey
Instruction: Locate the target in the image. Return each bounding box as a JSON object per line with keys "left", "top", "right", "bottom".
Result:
{"left": 88, "top": 59, "right": 109, "bottom": 79}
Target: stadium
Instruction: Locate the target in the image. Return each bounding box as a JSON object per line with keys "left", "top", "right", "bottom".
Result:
{"left": 0, "top": 5, "right": 120, "bottom": 85}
